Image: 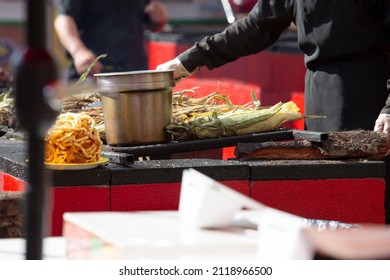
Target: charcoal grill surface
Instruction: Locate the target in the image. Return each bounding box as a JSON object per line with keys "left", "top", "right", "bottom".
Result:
{"left": 102, "top": 129, "right": 296, "bottom": 158}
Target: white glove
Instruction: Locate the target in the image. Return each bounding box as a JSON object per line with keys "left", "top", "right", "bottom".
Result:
{"left": 156, "top": 57, "right": 192, "bottom": 80}
{"left": 374, "top": 113, "right": 390, "bottom": 148}
{"left": 374, "top": 113, "right": 390, "bottom": 134}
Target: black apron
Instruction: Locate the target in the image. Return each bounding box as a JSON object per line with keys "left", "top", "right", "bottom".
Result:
{"left": 297, "top": 0, "right": 390, "bottom": 131}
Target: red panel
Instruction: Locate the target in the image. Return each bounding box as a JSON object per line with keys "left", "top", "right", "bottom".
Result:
{"left": 148, "top": 41, "right": 193, "bottom": 70}
{"left": 251, "top": 178, "right": 385, "bottom": 224}
{"left": 273, "top": 53, "right": 305, "bottom": 93}
{"left": 111, "top": 180, "right": 250, "bottom": 212}
{"left": 148, "top": 41, "right": 178, "bottom": 70}
{"left": 2, "top": 173, "right": 26, "bottom": 192}
{"left": 226, "top": 80, "right": 262, "bottom": 105}
{"left": 222, "top": 146, "right": 236, "bottom": 160}
{"left": 220, "top": 180, "right": 250, "bottom": 196}
{"left": 291, "top": 91, "right": 305, "bottom": 130}
{"left": 111, "top": 182, "right": 182, "bottom": 211}
{"left": 245, "top": 51, "right": 274, "bottom": 92}
{"left": 51, "top": 186, "right": 110, "bottom": 236}
{"left": 199, "top": 60, "right": 247, "bottom": 82}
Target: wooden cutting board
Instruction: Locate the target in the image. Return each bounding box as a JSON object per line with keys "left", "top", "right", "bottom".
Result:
{"left": 235, "top": 130, "right": 389, "bottom": 160}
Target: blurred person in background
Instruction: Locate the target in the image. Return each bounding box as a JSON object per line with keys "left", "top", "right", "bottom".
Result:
{"left": 54, "top": 0, "right": 168, "bottom": 80}
{"left": 0, "top": 38, "right": 14, "bottom": 91}
{"left": 157, "top": 0, "right": 390, "bottom": 134}
{"left": 0, "top": 68, "right": 11, "bottom": 91}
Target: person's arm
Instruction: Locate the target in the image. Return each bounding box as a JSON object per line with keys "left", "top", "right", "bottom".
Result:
{"left": 158, "top": 0, "right": 291, "bottom": 77}
{"left": 54, "top": 14, "right": 103, "bottom": 76}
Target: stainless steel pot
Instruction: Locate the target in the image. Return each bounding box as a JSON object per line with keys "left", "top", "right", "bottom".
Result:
{"left": 95, "top": 70, "right": 175, "bottom": 146}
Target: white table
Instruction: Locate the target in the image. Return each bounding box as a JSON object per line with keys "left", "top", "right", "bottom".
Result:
{"left": 63, "top": 211, "right": 259, "bottom": 260}
{"left": 0, "top": 237, "right": 66, "bottom": 260}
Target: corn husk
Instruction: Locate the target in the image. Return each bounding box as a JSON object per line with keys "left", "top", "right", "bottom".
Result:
{"left": 232, "top": 101, "right": 303, "bottom": 135}
{"left": 172, "top": 86, "right": 238, "bottom": 123}
{"left": 171, "top": 85, "right": 259, "bottom": 124}
{"left": 166, "top": 101, "right": 304, "bottom": 140}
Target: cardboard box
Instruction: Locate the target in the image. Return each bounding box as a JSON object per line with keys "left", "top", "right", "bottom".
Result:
{"left": 63, "top": 211, "right": 258, "bottom": 260}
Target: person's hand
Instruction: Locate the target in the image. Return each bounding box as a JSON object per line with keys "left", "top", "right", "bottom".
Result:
{"left": 374, "top": 113, "right": 390, "bottom": 146}
{"left": 72, "top": 47, "right": 104, "bottom": 77}
{"left": 156, "top": 57, "right": 192, "bottom": 80}
{"left": 144, "top": 1, "right": 169, "bottom": 32}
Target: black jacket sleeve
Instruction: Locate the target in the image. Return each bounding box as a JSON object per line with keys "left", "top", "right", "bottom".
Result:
{"left": 178, "top": 0, "right": 292, "bottom": 73}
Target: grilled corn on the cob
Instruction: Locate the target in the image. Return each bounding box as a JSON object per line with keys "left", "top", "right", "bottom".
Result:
{"left": 166, "top": 101, "right": 304, "bottom": 140}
